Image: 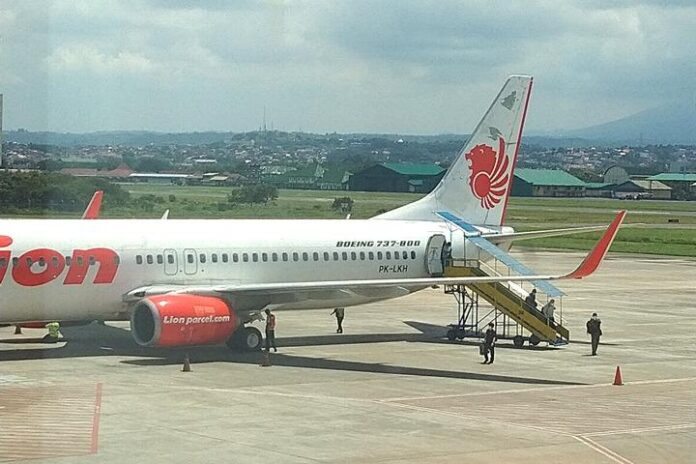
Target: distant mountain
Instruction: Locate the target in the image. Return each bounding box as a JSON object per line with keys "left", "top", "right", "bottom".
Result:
{"left": 564, "top": 101, "right": 696, "bottom": 145}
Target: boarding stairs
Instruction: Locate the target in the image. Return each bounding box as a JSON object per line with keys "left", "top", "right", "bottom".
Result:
{"left": 444, "top": 263, "right": 569, "bottom": 345}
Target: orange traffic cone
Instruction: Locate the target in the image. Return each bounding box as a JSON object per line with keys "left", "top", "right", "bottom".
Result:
{"left": 260, "top": 351, "right": 271, "bottom": 367}
{"left": 613, "top": 365, "right": 623, "bottom": 386}
{"left": 182, "top": 353, "right": 192, "bottom": 372}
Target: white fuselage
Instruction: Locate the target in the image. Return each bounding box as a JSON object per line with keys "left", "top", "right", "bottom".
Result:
{"left": 0, "top": 218, "right": 510, "bottom": 323}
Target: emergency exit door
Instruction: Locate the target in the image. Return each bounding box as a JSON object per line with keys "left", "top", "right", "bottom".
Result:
{"left": 425, "top": 234, "right": 447, "bottom": 276}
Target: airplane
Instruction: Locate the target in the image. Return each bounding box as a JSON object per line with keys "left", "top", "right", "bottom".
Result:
{"left": 0, "top": 75, "right": 626, "bottom": 352}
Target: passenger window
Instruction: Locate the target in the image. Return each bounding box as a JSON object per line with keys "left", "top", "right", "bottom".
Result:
{"left": 252, "top": 253, "right": 258, "bottom": 262}
{"left": 272, "top": 253, "right": 278, "bottom": 262}
{"left": 385, "top": 251, "right": 391, "bottom": 259}
{"left": 411, "top": 251, "right": 416, "bottom": 259}
{"left": 26, "top": 257, "right": 33, "bottom": 266}
{"left": 293, "top": 252, "right": 299, "bottom": 262}
{"left": 0, "top": 258, "right": 6, "bottom": 268}
{"left": 377, "top": 251, "right": 383, "bottom": 260}
{"left": 167, "top": 255, "right": 174, "bottom": 264}
{"left": 302, "top": 252, "right": 309, "bottom": 261}
{"left": 403, "top": 251, "right": 408, "bottom": 259}
{"left": 212, "top": 253, "right": 218, "bottom": 263}
{"left": 359, "top": 252, "right": 365, "bottom": 260}
{"left": 136, "top": 255, "right": 143, "bottom": 265}
{"left": 243, "top": 253, "right": 249, "bottom": 262}
{"left": 222, "top": 253, "right": 229, "bottom": 263}
{"left": 233, "top": 253, "right": 239, "bottom": 263}
{"left": 394, "top": 252, "right": 399, "bottom": 260}
{"left": 262, "top": 253, "right": 268, "bottom": 262}
{"left": 51, "top": 256, "right": 59, "bottom": 267}
{"left": 187, "top": 254, "right": 194, "bottom": 264}
{"left": 323, "top": 252, "right": 330, "bottom": 261}
{"left": 76, "top": 256, "right": 83, "bottom": 266}
{"left": 65, "top": 256, "right": 71, "bottom": 266}
{"left": 157, "top": 255, "right": 163, "bottom": 264}
{"left": 313, "top": 252, "right": 319, "bottom": 261}
{"left": 369, "top": 252, "right": 374, "bottom": 260}
{"left": 282, "top": 252, "right": 288, "bottom": 262}
{"left": 350, "top": 252, "right": 356, "bottom": 260}
{"left": 89, "top": 256, "right": 96, "bottom": 266}
{"left": 146, "top": 255, "right": 153, "bottom": 264}
{"left": 199, "top": 254, "right": 206, "bottom": 264}
{"left": 38, "top": 257, "right": 46, "bottom": 267}
{"left": 333, "top": 252, "right": 339, "bottom": 261}
{"left": 12, "top": 257, "right": 19, "bottom": 267}
{"left": 342, "top": 252, "right": 348, "bottom": 260}
{"left": 114, "top": 256, "right": 120, "bottom": 265}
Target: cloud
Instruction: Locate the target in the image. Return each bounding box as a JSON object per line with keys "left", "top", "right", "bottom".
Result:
{"left": 0, "top": 0, "right": 694, "bottom": 133}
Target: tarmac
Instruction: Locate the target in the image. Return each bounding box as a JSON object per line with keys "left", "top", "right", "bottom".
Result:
{"left": 1, "top": 250, "right": 695, "bottom": 463}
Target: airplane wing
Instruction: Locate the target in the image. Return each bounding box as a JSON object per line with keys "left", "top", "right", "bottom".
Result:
{"left": 124, "top": 211, "right": 625, "bottom": 306}
{"left": 484, "top": 224, "right": 611, "bottom": 241}
{"left": 81, "top": 191, "right": 103, "bottom": 219}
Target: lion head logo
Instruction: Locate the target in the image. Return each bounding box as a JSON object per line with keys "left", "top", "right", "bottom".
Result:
{"left": 464, "top": 137, "right": 510, "bottom": 209}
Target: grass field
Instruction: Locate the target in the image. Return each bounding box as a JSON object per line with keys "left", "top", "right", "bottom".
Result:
{"left": 5, "top": 184, "right": 695, "bottom": 257}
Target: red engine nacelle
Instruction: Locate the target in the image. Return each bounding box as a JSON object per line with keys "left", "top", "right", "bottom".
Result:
{"left": 130, "top": 294, "right": 239, "bottom": 347}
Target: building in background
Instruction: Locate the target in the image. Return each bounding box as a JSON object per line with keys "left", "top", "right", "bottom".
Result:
{"left": 349, "top": 163, "right": 445, "bottom": 193}
{"left": 511, "top": 168, "right": 586, "bottom": 197}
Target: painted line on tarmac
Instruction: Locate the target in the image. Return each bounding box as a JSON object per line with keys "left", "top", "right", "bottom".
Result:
{"left": 381, "top": 376, "right": 696, "bottom": 402}
{"left": 573, "top": 436, "right": 635, "bottom": 464}
{"left": 582, "top": 423, "right": 696, "bottom": 438}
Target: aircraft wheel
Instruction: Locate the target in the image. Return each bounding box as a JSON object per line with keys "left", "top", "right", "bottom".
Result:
{"left": 227, "top": 326, "right": 263, "bottom": 351}
{"left": 446, "top": 329, "right": 457, "bottom": 341}
{"left": 529, "top": 334, "right": 541, "bottom": 346}
{"left": 512, "top": 335, "right": 525, "bottom": 348}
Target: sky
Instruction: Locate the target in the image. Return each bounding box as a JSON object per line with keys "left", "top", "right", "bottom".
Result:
{"left": 0, "top": 0, "right": 694, "bottom": 134}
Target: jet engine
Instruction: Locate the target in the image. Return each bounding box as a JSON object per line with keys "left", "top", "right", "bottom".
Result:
{"left": 131, "top": 294, "right": 239, "bottom": 347}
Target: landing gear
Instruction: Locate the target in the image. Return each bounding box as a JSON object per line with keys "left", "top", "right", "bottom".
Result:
{"left": 512, "top": 335, "right": 525, "bottom": 348}
{"left": 226, "top": 326, "right": 263, "bottom": 352}
{"left": 529, "top": 334, "right": 541, "bottom": 346}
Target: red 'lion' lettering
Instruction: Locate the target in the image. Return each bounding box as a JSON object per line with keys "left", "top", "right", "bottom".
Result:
{"left": 0, "top": 237, "right": 120, "bottom": 287}
{"left": 64, "top": 248, "right": 119, "bottom": 285}
{"left": 12, "top": 249, "right": 66, "bottom": 287}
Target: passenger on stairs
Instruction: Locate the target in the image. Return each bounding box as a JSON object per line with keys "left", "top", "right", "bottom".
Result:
{"left": 541, "top": 299, "right": 556, "bottom": 325}
{"left": 524, "top": 288, "right": 538, "bottom": 311}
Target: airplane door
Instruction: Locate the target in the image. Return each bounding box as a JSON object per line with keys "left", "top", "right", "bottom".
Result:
{"left": 183, "top": 248, "right": 198, "bottom": 275}
{"left": 425, "top": 234, "right": 447, "bottom": 276}
{"left": 164, "top": 249, "right": 178, "bottom": 276}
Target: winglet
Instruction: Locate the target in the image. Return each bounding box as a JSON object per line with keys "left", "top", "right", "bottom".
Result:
{"left": 161, "top": 209, "right": 170, "bottom": 220}
{"left": 81, "top": 191, "right": 103, "bottom": 219}
{"left": 565, "top": 211, "right": 626, "bottom": 279}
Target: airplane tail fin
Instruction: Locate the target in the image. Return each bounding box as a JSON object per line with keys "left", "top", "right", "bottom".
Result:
{"left": 376, "top": 75, "right": 532, "bottom": 226}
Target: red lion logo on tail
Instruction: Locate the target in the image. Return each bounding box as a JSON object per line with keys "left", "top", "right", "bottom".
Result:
{"left": 464, "top": 137, "right": 510, "bottom": 209}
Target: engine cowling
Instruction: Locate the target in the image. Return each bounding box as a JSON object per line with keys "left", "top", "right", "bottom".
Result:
{"left": 131, "top": 294, "right": 239, "bottom": 347}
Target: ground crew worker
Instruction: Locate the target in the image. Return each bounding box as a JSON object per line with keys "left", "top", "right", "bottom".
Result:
{"left": 43, "top": 321, "right": 61, "bottom": 343}
{"left": 330, "top": 307, "right": 345, "bottom": 333}
{"left": 482, "top": 322, "right": 496, "bottom": 364}
{"left": 586, "top": 312, "right": 602, "bottom": 355}
{"left": 264, "top": 309, "right": 277, "bottom": 352}
{"left": 541, "top": 299, "right": 556, "bottom": 324}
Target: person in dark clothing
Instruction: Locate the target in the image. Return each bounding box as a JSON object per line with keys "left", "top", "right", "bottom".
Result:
{"left": 482, "top": 322, "right": 497, "bottom": 364}
{"left": 264, "top": 309, "right": 277, "bottom": 352}
{"left": 586, "top": 312, "right": 602, "bottom": 355}
{"left": 524, "top": 288, "right": 538, "bottom": 310}
{"left": 330, "top": 307, "right": 345, "bottom": 333}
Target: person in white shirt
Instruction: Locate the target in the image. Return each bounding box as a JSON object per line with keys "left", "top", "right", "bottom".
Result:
{"left": 541, "top": 299, "right": 556, "bottom": 324}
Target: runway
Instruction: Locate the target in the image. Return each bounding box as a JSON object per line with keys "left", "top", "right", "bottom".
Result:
{"left": 1, "top": 251, "right": 695, "bottom": 463}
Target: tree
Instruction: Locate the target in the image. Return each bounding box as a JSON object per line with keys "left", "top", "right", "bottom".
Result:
{"left": 229, "top": 184, "right": 278, "bottom": 205}
{"left": 331, "top": 197, "right": 354, "bottom": 213}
